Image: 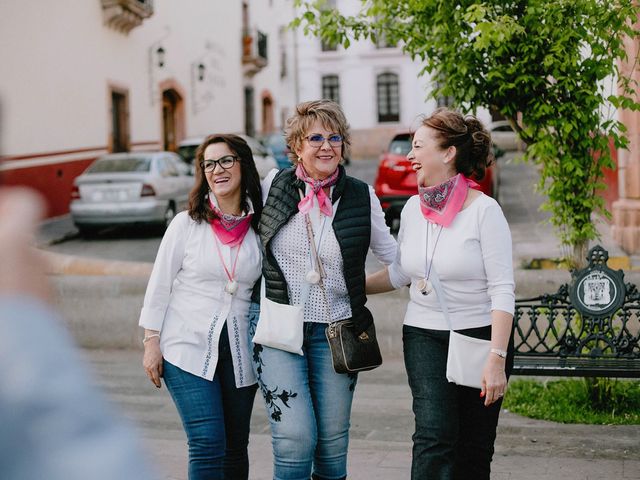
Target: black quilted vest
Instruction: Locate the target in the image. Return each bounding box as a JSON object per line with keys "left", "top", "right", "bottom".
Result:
{"left": 259, "top": 165, "right": 373, "bottom": 333}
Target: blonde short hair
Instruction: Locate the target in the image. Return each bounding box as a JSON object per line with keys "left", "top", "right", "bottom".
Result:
{"left": 285, "top": 99, "right": 351, "bottom": 164}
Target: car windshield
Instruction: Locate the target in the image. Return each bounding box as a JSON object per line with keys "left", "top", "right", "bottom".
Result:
{"left": 264, "top": 135, "right": 286, "bottom": 150}
{"left": 178, "top": 145, "right": 198, "bottom": 164}
{"left": 241, "top": 136, "right": 267, "bottom": 156}
{"left": 88, "top": 157, "right": 151, "bottom": 173}
{"left": 389, "top": 135, "right": 412, "bottom": 155}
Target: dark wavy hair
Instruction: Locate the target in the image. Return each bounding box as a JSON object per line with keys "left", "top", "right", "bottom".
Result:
{"left": 422, "top": 108, "right": 494, "bottom": 181}
{"left": 187, "top": 134, "right": 262, "bottom": 231}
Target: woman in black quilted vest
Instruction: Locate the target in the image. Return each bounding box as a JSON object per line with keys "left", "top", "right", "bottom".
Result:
{"left": 250, "top": 99, "right": 397, "bottom": 480}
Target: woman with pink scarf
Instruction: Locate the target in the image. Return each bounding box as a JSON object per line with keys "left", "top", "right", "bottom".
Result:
{"left": 251, "top": 100, "right": 397, "bottom": 480}
{"left": 139, "top": 134, "right": 263, "bottom": 480}
{"left": 367, "top": 108, "right": 515, "bottom": 480}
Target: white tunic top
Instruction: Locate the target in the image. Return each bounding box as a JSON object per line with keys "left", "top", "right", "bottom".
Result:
{"left": 388, "top": 194, "right": 515, "bottom": 331}
{"left": 262, "top": 169, "right": 397, "bottom": 323}
{"left": 139, "top": 209, "right": 262, "bottom": 387}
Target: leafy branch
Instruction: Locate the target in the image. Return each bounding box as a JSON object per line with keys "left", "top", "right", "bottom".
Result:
{"left": 293, "top": 0, "right": 640, "bottom": 267}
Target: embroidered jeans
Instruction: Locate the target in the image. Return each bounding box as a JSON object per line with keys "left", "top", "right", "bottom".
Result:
{"left": 403, "top": 324, "right": 513, "bottom": 480}
{"left": 163, "top": 324, "right": 257, "bottom": 480}
{"left": 249, "top": 303, "right": 356, "bottom": 480}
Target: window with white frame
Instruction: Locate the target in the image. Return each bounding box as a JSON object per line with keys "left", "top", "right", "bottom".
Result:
{"left": 434, "top": 80, "right": 454, "bottom": 108}
{"left": 322, "top": 75, "right": 340, "bottom": 104}
{"left": 377, "top": 72, "right": 400, "bottom": 123}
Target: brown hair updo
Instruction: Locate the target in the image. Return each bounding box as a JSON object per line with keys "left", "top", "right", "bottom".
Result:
{"left": 422, "top": 108, "right": 494, "bottom": 180}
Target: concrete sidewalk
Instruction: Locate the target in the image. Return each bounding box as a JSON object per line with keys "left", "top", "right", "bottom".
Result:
{"left": 89, "top": 348, "right": 640, "bottom": 480}
{"left": 41, "top": 155, "right": 640, "bottom": 479}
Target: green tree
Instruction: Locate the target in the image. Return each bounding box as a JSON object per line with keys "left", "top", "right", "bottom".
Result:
{"left": 293, "top": 0, "right": 640, "bottom": 267}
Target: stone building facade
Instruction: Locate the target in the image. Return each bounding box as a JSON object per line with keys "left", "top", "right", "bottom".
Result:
{"left": 612, "top": 14, "right": 640, "bottom": 253}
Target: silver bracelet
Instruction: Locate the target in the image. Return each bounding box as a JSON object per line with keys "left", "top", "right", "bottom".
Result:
{"left": 143, "top": 333, "right": 160, "bottom": 345}
{"left": 490, "top": 348, "right": 507, "bottom": 359}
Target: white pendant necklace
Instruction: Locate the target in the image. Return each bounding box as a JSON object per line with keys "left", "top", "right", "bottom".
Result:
{"left": 213, "top": 230, "right": 243, "bottom": 296}
{"left": 305, "top": 269, "right": 321, "bottom": 285}
{"left": 302, "top": 190, "right": 328, "bottom": 285}
{"left": 418, "top": 222, "right": 443, "bottom": 296}
{"left": 225, "top": 279, "right": 239, "bottom": 295}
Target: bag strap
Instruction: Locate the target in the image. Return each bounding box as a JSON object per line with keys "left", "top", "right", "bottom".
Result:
{"left": 298, "top": 188, "right": 333, "bottom": 320}
{"left": 260, "top": 274, "right": 311, "bottom": 307}
{"left": 428, "top": 267, "right": 453, "bottom": 331}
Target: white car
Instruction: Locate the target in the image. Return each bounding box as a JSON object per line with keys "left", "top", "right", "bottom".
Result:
{"left": 178, "top": 134, "right": 278, "bottom": 179}
{"left": 70, "top": 151, "right": 193, "bottom": 236}
{"left": 490, "top": 120, "right": 523, "bottom": 152}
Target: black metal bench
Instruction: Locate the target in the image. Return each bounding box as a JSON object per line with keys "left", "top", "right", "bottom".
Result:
{"left": 513, "top": 245, "right": 640, "bottom": 378}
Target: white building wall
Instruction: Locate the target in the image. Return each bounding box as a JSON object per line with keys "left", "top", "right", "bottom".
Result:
{"left": 1, "top": 1, "right": 106, "bottom": 154}
{"left": 0, "top": 0, "right": 243, "bottom": 157}
{"left": 151, "top": 1, "right": 244, "bottom": 139}
{"left": 292, "top": 0, "right": 437, "bottom": 158}
{"left": 244, "top": 0, "right": 298, "bottom": 135}
{"left": 0, "top": 0, "right": 244, "bottom": 217}
{"left": 236, "top": 0, "right": 437, "bottom": 147}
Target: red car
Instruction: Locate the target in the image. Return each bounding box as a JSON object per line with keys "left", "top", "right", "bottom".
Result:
{"left": 374, "top": 132, "right": 499, "bottom": 228}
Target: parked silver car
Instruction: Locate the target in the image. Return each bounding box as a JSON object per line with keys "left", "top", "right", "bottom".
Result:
{"left": 70, "top": 151, "right": 193, "bottom": 236}
{"left": 177, "top": 134, "right": 278, "bottom": 179}
{"left": 490, "top": 120, "right": 523, "bottom": 152}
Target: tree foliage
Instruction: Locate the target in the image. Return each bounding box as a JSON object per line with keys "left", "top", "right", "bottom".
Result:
{"left": 293, "top": 0, "right": 640, "bottom": 266}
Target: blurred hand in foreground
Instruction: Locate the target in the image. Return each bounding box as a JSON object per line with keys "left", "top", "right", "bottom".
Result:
{"left": 0, "top": 187, "right": 51, "bottom": 302}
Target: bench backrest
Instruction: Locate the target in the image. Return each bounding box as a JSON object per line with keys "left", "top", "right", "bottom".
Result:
{"left": 513, "top": 245, "right": 640, "bottom": 362}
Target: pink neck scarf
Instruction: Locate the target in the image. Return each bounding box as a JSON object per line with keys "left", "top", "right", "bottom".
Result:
{"left": 208, "top": 196, "right": 252, "bottom": 247}
{"left": 418, "top": 173, "right": 478, "bottom": 227}
{"left": 295, "top": 163, "right": 339, "bottom": 216}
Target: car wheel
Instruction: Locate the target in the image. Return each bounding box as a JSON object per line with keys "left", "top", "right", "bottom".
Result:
{"left": 163, "top": 203, "right": 176, "bottom": 230}
{"left": 384, "top": 209, "right": 400, "bottom": 233}
{"left": 384, "top": 209, "right": 394, "bottom": 228}
{"left": 76, "top": 225, "right": 99, "bottom": 238}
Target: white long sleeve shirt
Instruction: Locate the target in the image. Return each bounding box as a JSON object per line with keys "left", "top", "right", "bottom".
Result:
{"left": 139, "top": 210, "right": 262, "bottom": 387}
{"left": 388, "top": 194, "right": 515, "bottom": 331}
{"left": 262, "top": 169, "right": 397, "bottom": 323}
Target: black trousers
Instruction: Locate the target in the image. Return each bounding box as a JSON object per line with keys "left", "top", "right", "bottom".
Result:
{"left": 403, "top": 325, "right": 514, "bottom": 480}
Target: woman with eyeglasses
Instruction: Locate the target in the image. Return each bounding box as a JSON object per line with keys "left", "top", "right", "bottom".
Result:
{"left": 250, "top": 100, "right": 397, "bottom": 480}
{"left": 139, "top": 134, "right": 263, "bottom": 480}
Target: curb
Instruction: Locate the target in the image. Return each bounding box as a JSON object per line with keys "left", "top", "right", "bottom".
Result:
{"left": 41, "top": 250, "right": 153, "bottom": 277}
{"left": 522, "top": 255, "right": 632, "bottom": 271}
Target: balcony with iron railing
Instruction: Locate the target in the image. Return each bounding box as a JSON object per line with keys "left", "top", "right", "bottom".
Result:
{"left": 101, "top": 0, "right": 154, "bottom": 33}
{"left": 242, "top": 29, "right": 268, "bottom": 77}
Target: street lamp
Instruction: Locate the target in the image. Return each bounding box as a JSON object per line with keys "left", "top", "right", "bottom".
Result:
{"left": 147, "top": 27, "right": 171, "bottom": 106}
{"left": 156, "top": 46, "right": 165, "bottom": 68}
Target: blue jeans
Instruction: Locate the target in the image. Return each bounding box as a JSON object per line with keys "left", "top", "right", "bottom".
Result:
{"left": 249, "top": 304, "right": 356, "bottom": 480}
{"left": 163, "top": 324, "right": 257, "bottom": 480}
{"left": 403, "top": 325, "right": 514, "bottom": 480}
